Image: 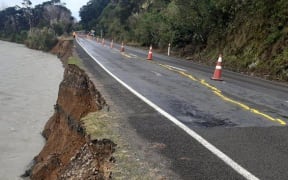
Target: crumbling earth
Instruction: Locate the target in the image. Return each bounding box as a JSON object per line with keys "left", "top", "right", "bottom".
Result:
{"left": 29, "top": 64, "right": 115, "bottom": 180}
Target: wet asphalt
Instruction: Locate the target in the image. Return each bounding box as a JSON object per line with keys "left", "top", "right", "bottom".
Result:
{"left": 75, "top": 37, "right": 288, "bottom": 180}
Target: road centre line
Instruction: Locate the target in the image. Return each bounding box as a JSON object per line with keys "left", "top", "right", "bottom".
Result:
{"left": 77, "top": 38, "right": 259, "bottom": 180}
{"left": 165, "top": 65, "right": 187, "bottom": 72}
{"left": 158, "top": 63, "right": 286, "bottom": 126}
{"left": 129, "top": 53, "right": 138, "bottom": 58}
{"left": 121, "top": 52, "right": 132, "bottom": 58}
{"left": 151, "top": 71, "right": 162, "bottom": 77}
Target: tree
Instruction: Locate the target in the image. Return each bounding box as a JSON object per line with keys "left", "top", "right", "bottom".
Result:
{"left": 21, "top": 0, "right": 33, "bottom": 32}
{"left": 79, "top": 0, "right": 110, "bottom": 30}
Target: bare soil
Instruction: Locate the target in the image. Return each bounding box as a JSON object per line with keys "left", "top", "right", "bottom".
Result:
{"left": 28, "top": 39, "right": 115, "bottom": 179}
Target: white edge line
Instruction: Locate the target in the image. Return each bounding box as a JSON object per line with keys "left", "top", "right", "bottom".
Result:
{"left": 76, "top": 38, "right": 259, "bottom": 180}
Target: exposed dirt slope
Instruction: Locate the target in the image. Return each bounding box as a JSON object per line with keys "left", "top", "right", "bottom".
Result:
{"left": 30, "top": 64, "right": 115, "bottom": 179}
{"left": 50, "top": 38, "right": 73, "bottom": 66}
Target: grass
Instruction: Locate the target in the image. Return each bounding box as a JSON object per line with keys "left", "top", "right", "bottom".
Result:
{"left": 81, "top": 112, "right": 116, "bottom": 140}
{"left": 81, "top": 111, "right": 169, "bottom": 179}
{"left": 67, "top": 56, "right": 82, "bottom": 66}
{"left": 59, "top": 36, "right": 74, "bottom": 41}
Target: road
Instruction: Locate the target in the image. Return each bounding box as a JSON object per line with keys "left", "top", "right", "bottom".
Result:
{"left": 75, "top": 36, "right": 288, "bottom": 180}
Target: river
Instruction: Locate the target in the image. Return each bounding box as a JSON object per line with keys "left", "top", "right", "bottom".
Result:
{"left": 0, "top": 40, "right": 63, "bottom": 179}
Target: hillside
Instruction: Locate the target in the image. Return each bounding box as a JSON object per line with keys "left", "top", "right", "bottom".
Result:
{"left": 0, "top": 0, "right": 74, "bottom": 51}
{"left": 80, "top": 0, "right": 288, "bottom": 81}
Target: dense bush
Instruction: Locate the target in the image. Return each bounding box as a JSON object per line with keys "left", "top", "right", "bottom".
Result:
{"left": 79, "top": 0, "right": 288, "bottom": 81}
{"left": 25, "top": 27, "right": 58, "bottom": 51}
{"left": 0, "top": 0, "right": 74, "bottom": 50}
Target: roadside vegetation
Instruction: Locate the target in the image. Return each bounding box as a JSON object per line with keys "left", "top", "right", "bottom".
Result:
{"left": 0, "top": 0, "right": 75, "bottom": 51}
{"left": 67, "top": 56, "right": 82, "bottom": 67}
{"left": 79, "top": 0, "right": 288, "bottom": 81}
{"left": 1, "top": 0, "right": 287, "bottom": 81}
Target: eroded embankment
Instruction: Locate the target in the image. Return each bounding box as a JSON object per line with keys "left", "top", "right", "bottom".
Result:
{"left": 30, "top": 64, "right": 116, "bottom": 179}
{"left": 50, "top": 38, "right": 73, "bottom": 66}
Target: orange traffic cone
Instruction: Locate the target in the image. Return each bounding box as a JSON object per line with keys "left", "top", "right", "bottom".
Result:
{"left": 110, "top": 40, "right": 114, "bottom": 48}
{"left": 211, "top": 54, "right": 223, "bottom": 81}
{"left": 147, "top": 45, "right": 153, "bottom": 60}
{"left": 120, "top": 42, "right": 125, "bottom": 52}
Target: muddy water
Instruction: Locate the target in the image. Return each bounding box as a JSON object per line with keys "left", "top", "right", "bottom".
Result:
{"left": 0, "top": 41, "right": 63, "bottom": 179}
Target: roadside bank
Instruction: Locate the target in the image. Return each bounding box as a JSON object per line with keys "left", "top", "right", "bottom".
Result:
{"left": 29, "top": 64, "right": 116, "bottom": 179}
{"left": 28, "top": 38, "right": 180, "bottom": 179}
{"left": 27, "top": 39, "right": 116, "bottom": 179}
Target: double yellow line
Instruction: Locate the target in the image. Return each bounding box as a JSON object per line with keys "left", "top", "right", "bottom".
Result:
{"left": 159, "top": 64, "right": 286, "bottom": 126}
{"left": 116, "top": 49, "right": 286, "bottom": 126}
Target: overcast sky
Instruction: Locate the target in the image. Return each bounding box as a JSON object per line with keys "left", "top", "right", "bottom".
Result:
{"left": 0, "top": 0, "right": 89, "bottom": 20}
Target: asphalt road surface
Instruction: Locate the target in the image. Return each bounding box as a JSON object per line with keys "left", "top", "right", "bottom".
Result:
{"left": 75, "top": 36, "right": 288, "bottom": 180}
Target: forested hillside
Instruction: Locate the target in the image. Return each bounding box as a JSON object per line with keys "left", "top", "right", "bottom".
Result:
{"left": 80, "top": 0, "right": 288, "bottom": 81}
{"left": 0, "top": 0, "right": 74, "bottom": 50}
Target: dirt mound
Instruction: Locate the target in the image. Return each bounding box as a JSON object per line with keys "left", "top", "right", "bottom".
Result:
{"left": 29, "top": 64, "right": 115, "bottom": 179}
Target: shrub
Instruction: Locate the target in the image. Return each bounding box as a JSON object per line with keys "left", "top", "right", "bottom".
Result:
{"left": 14, "top": 31, "right": 28, "bottom": 43}
{"left": 25, "top": 27, "right": 58, "bottom": 51}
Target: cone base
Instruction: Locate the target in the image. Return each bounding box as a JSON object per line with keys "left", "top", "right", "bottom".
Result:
{"left": 211, "top": 77, "right": 223, "bottom": 81}
{"left": 147, "top": 54, "right": 152, "bottom": 60}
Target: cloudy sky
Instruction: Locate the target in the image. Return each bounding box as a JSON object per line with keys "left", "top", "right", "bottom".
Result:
{"left": 0, "top": 0, "right": 89, "bottom": 20}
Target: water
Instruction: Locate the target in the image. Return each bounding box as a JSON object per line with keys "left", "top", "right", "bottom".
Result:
{"left": 0, "top": 41, "right": 64, "bottom": 179}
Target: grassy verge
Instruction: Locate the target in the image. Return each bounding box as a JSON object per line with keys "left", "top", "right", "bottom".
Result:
{"left": 81, "top": 111, "right": 166, "bottom": 179}
{"left": 67, "top": 56, "right": 82, "bottom": 67}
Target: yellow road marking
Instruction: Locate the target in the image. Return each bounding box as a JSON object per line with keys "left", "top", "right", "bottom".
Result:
{"left": 213, "top": 90, "right": 250, "bottom": 110}
{"left": 121, "top": 53, "right": 131, "bottom": 58}
{"left": 114, "top": 51, "right": 286, "bottom": 126}
{"left": 200, "top": 80, "right": 222, "bottom": 93}
{"left": 277, "top": 119, "right": 286, "bottom": 125}
{"left": 158, "top": 63, "right": 286, "bottom": 126}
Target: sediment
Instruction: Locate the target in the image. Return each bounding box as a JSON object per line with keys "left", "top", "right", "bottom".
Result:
{"left": 29, "top": 50, "right": 116, "bottom": 179}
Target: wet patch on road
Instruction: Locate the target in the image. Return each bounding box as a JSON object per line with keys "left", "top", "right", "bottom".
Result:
{"left": 169, "top": 99, "right": 237, "bottom": 128}
{"left": 159, "top": 63, "right": 287, "bottom": 126}
{"left": 193, "top": 118, "right": 237, "bottom": 128}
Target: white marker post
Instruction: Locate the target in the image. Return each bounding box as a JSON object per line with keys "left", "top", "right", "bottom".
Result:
{"left": 168, "top": 43, "right": 171, "bottom": 56}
